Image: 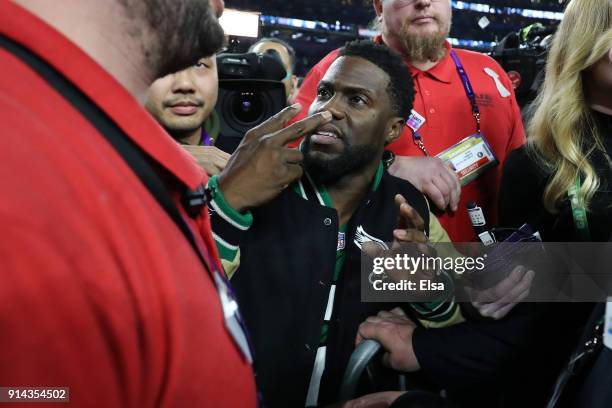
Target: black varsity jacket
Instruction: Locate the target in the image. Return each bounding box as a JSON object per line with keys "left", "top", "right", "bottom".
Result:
{"left": 208, "top": 165, "right": 459, "bottom": 407}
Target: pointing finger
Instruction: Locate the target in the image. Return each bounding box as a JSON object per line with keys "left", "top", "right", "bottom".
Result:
{"left": 398, "top": 202, "right": 425, "bottom": 232}
{"left": 266, "top": 110, "right": 332, "bottom": 146}
{"left": 245, "top": 103, "right": 303, "bottom": 141}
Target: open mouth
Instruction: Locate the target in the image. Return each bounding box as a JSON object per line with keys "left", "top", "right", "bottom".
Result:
{"left": 310, "top": 126, "right": 343, "bottom": 145}
{"left": 315, "top": 130, "right": 339, "bottom": 139}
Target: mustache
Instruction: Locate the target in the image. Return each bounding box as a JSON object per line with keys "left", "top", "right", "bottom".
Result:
{"left": 403, "top": 14, "right": 441, "bottom": 28}
{"left": 414, "top": 14, "right": 438, "bottom": 22}
{"left": 162, "top": 97, "right": 204, "bottom": 108}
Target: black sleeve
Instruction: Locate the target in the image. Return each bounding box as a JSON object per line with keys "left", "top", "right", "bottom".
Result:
{"left": 412, "top": 304, "right": 545, "bottom": 389}
{"left": 411, "top": 302, "right": 590, "bottom": 402}
{"left": 498, "top": 145, "right": 547, "bottom": 228}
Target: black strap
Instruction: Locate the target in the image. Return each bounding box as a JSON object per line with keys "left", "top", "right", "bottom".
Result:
{"left": 0, "top": 34, "right": 211, "bottom": 272}
{"left": 546, "top": 302, "right": 604, "bottom": 408}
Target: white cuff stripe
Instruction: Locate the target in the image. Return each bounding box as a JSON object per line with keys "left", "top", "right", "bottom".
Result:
{"left": 210, "top": 199, "right": 249, "bottom": 231}
{"left": 212, "top": 232, "right": 239, "bottom": 251}
{"left": 428, "top": 299, "right": 455, "bottom": 319}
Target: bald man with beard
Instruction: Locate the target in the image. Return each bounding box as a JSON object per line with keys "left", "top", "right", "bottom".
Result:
{"left": 0, "top": 1, "right": 256, "bottom": 406}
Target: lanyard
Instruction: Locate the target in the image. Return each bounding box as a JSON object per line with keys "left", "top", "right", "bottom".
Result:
{"left": 449, "top": 50, "right": 481, "bottom": 134}
{"left": 411, "top": 50, "right": 481, "bottom": 155}
{"left": 568, "top": 175, "right": 592, "bottom": 241}
{"left": 201, "top": 129, "right": 213, "bottom": 146}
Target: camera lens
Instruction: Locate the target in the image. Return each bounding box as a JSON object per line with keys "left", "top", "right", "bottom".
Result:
{"left": 215, "top": 78, "right": 287, "bottom": 153}
{"left": 230, "top": 92, "right": 265, "bottom": 125}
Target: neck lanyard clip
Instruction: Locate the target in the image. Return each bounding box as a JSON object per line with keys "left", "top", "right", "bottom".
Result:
{"left": 474, "top": 111, "right": 481, "bottom": 134}
{"left": 412, "top": 131, "right": 430, "bottom": 156}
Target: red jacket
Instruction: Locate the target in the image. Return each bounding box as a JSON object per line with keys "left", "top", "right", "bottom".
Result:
{"left": 0, "top": 2, "right": 256, "bottom": 406}
{"left": 292, "top": 39, "right": 525, "bottom": 242}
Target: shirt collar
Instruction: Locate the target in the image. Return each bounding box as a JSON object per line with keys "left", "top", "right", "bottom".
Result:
{"left": 418, "top": 41, "right": 454, "bottom": 84}
{"left": 1, "top": 1, "right": 205, "bottom": 189}
{"left": 292, "top": 161, "right": 385, "bottom": 207}
{"left": 374, "top": 35, "right": 455, "bottom": 84}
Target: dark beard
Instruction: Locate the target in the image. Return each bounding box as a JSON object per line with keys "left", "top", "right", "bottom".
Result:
{"left": 303, "top": 137, "right": 380, "bottom": 185}
{"left": 122, "top": 0, "right": 225, "bottom": 79}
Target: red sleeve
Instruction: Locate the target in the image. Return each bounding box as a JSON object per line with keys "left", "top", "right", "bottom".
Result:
{"left": 287, "top": 49, "right": 341, "bottom": 147}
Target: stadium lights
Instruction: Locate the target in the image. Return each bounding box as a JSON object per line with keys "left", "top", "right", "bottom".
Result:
{"left": 219, "top": 9, "right": 260, "bottom": 38}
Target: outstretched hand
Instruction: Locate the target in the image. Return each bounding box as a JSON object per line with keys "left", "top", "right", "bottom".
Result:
{"left": 217, "top": 104, "right": 331, "bottom": 212}
{"left": 362, "top": 195, "right": 436, "bottom": 289}
{"left": 466, "top": 265, "right": 534, "bottom": 319}
{"left": 392, "top": 194, "right": 429, "bottom": 250}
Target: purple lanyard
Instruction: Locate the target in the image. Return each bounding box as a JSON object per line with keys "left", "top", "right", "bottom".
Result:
{"left": 411, "top": 50, "right": 482, "bottom": 156}
{"left": 200, "top": 129, "right": 213, "bottom": 146}
{"left": 449, "top": 50, "right": 481, "bottom": 134}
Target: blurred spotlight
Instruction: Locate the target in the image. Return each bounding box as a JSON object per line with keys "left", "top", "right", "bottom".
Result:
{"left": 219, "top": 9, "right": 260, "bottom": 38}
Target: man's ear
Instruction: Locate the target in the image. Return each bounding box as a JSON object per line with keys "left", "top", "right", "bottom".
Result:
{"left": 290, "top": 74, "right": 298, "bottom": 92}
{"left": 373, "top": 0, "right": 383, "bottom": 17}
{"left": 384, "top": 117, "right": 404, "bottom": 145}
{"left": 287, "top": 74, "right": 299, "bottom": 104}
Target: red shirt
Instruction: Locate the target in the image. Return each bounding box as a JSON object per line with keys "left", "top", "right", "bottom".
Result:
{"left": 292, "top": 39, "right": 525, "bottom": 242}
{"left": 0, "top": 2, "right": 256, "bottom": 407}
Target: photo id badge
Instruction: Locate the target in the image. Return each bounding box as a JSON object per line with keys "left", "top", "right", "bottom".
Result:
{"left": 436, "top": 133, "right": 498, "bottom": 185}
{"left": 214, "top": 271, "right": 253, "bottom": 363}
{"left": 406, "top": 109, "right": 426, "bottom": 133}
{"left": 605, "top": 297, "right": 612, "bottom": 350}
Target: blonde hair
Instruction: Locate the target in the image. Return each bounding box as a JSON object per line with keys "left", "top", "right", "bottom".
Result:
{"left": 527, "top": 0, "right": 612, "bottom": 213}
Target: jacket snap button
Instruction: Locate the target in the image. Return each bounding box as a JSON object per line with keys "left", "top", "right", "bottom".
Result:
{"left": 324, "top": 218, "right": 332, "bottom": 226}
